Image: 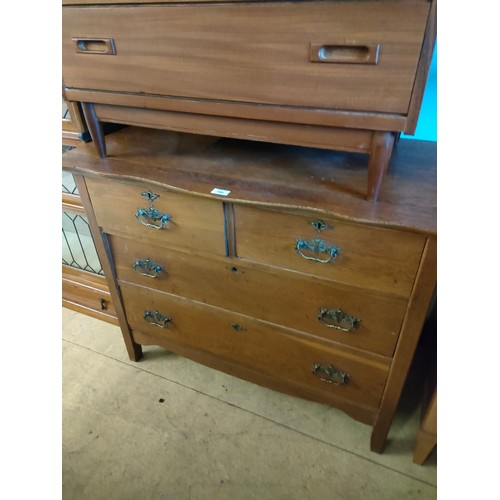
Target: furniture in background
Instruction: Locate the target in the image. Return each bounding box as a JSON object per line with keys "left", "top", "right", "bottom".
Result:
{"left": 413, "top": 386, "right": 437, "bottom": 464}
{"left": 62, "top": 127, "right": 436, "bottom": 453}
{"left": 62, "top": 97, "right": 118, "bottom": 325}
{"left": 62, "top": 0, "right": 436, "bottom": 201}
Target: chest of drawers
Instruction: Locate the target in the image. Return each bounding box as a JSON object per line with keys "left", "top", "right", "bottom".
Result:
{"left": 62, "top": 0, "right": 436, "bottom": 200}
{"left": 62, "top": 127, "right": 436, "bottom": 452}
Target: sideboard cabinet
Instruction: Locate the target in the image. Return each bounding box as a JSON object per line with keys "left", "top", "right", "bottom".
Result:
{"left": 62, "top": 127, "right": 436, "bottom": 452}
{"left": 62, "top": 0, "right": 436, "bottom": 200}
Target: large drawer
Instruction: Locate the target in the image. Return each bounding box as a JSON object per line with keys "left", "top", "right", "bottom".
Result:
{"left": 85, "top": 177, "right": 226, "bottom": 256}
{"left": 109, "top": 235, "right": 407, "bottom": 357}
{"left": 234, "top": 205, "right": 426, "bottom": 297}
{"left": 62, "top": 2, "right": 429, "bottom": 114}
{"left": 121, "top": 283, "right": 391, "bottom": 409}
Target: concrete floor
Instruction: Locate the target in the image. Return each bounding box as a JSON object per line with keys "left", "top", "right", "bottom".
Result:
{"left": 62, "top": 308, "right": 437, "bottom": 499}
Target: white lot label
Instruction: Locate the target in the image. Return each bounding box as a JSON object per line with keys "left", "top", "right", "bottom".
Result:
{"left": 210, "top": 188, "right": 231, "bottom": 196}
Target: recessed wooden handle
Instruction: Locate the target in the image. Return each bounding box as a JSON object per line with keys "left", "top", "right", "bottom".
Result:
{"left": 310, "top": 43, "right": 379, "bottom": 65}
{"left": 73, "top": 37, "right": 116, "bottom": 55}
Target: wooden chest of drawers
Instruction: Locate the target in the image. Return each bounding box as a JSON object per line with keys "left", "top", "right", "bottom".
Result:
{"left": 62, "top": 0, "right": 436, "bottom": 200}
{"left": 62, "top": 127, "right": 436, "bottom": 452}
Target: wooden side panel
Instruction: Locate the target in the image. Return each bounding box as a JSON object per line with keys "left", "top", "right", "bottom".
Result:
{"left": 370, "top": 237, "right": 437, "bottom": 452}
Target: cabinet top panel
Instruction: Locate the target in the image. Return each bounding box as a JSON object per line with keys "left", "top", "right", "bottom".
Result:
{"left": 62, "top": 127, "right": 436, "bottom": 235}
{"left": 62, "top": 0, "right": 430, "bottom": 5}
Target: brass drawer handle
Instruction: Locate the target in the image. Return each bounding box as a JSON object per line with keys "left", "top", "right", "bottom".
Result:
{"left": 133, "top": 258, "right": 164, "bottom": 279}
{"left": 318, "top": 308, "right": 360, "bottom": 332}
{"left": 144, "top": 310, "right": 172, "bottom": 328}
{"left": 135, "top": 206, "right": 172, "bottom": 230}
{"left": 310, "top": 42, "right": 379, "bottom": 65}
{"left": 312, "top": 363, "right": 349, "bottom": 386}
{"left": 73, "top": 37, "right": 116, "bottom": 55}
{"left": 294, "top": 237, "right": 340, "bottom": 263}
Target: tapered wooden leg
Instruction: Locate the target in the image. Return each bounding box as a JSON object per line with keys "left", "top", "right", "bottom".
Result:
{"left": 367, "top": 131, "right": 396, "bottom": 202}
{"left": 81, "top": 102, "right": 107, "bottom": 158}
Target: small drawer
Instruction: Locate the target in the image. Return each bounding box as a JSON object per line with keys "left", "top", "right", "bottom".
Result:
{"left": 85, "top": 177, "right": 226, "bottom": 256}
{"left": 110, "top": 235, "right": 407, "bottom": 357}
{"left": 120, "top": 283, "right": 391, "bottom": 409}
{"left": 234, "top": 205, "right": 426, "bottom": 297}
{"left": 62, "top": 2, "right": 430, "bottom": 114}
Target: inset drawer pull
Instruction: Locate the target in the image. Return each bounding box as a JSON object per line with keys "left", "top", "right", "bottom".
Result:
{"left": 133, "top": 258, "right": 164, "bottom": 278}
{"left": 318, "top": 308, "right": 360, "bottom": 332}
{"left": 312, "top": 363, "right": 349, "bottom": 385}
{"left": 99, "top": 298, "right": 107, "bottom": 311}
{"left": 294, "top": 237, "right": 340, "bottom": 263}
{"left": 144, "top": 310, "right": 172, "bottom": 328}
{"left": 310, "top": 43, "right": 379, "bottom": 65}
{"left": 135, "top": 207, "right": 172, "bottom": 230}
{"left": 73, "top": 37, "right": 116, "bottom": 55}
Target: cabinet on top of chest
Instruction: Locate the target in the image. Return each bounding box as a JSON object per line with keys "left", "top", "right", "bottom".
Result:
{"left": 62, "top": 0, "right": 436, "bottom": 201}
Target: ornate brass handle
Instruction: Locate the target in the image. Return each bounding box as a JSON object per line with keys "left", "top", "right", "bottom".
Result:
{"left": 144, "top": 310, "right": 172, "bottom": 328}
{"left": 135, "top": 206, "right": 171, "bottom": 230}
{"left": 318, "top": 308, "right": 360, "bottom": 332}
{"left": 133, "top": 258, "right": 164, "bottom": 278}
{"left": 294, "top": 237, "right": 340, "bottom": 263}
{"left": 312, "top": 363, "right": 349, "bottom": 385}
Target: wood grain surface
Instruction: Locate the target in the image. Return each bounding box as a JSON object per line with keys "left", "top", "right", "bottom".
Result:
{"left": 62, "top": 2, "right": 429, "bottom": 114}
{"left": 121, "top": 282, "right": 391, "bottom": 409}
{"left": 109, "top": 235, "right": 408, "bottom": 357}
{"left": 62, "top": 127, "right": 436, "bottom": 235}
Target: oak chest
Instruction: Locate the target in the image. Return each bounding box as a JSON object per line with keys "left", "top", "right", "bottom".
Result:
{"left": 62, "top": 127, "right": 436, "bottom": 452}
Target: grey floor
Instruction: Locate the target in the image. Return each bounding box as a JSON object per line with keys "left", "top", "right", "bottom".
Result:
{"left": 62, "top": 308, "right": 437, "bottom": 499}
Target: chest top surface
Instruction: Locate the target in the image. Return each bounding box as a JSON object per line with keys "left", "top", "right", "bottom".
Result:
{"left": 62, "top": 127, "right": 436, "bottom": 236}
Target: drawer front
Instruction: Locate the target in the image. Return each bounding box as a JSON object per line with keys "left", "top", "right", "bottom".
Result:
{"left": 62, "top": 2, "right": 429, "bottom": 114}
{"left": 121, "top": 283, "right": 390, "bottom": 408}
{"left": 85, "top": 177, "right": 226, "bottom": 256}
{"left": 234, "top": 205, "right": 425, "bottom": 297}
{"left": 110, "top": 235, "right": 407, "bottom": 357}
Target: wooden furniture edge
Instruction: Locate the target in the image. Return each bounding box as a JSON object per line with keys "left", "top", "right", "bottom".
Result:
{"left": 73, "top": 174, "right": 142, "bottom": 360}
{"left": 405, "top": 0, "right": 436, "bottom": 134}
{"left": 62, "top": 162, "right": 436, "bottom": 238}
{"left": 370, "top": 236, "right": 437, "bottom": 452}
{"left": 63, "top": 88, "right": 407, "bottom": 133}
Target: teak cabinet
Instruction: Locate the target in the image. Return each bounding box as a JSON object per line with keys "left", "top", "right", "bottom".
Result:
{"left": 62, "top": 0, "right": 436, "bottom": 201}
{"left": 62, "top": 127, "right": 436, "bottom": 452}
